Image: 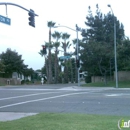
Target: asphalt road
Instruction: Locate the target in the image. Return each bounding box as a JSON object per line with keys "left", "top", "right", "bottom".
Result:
{"left": 0, "top": 84, "right": 130, "bottom": 119}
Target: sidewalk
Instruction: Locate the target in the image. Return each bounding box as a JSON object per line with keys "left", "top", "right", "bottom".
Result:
{"left": 0, "top": 112, "right": 37, "bottom": 122}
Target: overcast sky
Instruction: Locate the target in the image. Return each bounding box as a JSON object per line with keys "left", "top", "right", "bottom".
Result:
{"left": 0, "top": 0, "right": 129, "bottom": 70}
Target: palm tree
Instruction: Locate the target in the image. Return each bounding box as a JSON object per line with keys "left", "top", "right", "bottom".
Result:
{"left": 47, "top": 21, "right": 56, "bottom": 83}
{"left": 72, "top": 39, "right": 78, "bottom": 83}
{"left": 39, "top": 45, "right": 48, "bottom": 82}
{"left": 52, "top": 31, "right": 61, "bottom": 83}
{"left": 52, "top": 31, "right": 61, "bottom": 42}
{"left": 61, "top": 33, "right": 71, "bottom": 83}
{"left": 62, "top": 33, "right": 70, "bottom": 55}
{"left": 72, "top": 38, "right": 81, "bottom": 83}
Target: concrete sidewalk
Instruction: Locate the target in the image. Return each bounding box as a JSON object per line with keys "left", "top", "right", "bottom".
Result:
{"left": 0, "top": 112, "right": 37, "bottom": 122}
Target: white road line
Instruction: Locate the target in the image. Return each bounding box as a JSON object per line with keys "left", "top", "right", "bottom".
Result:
{"left": 0, "top": 89, "right": 57, "bottom": 91}
{"left": 105, "top": 93, "right": 130, "bottom": 96}
{"left": 0, "top": 91, "right": 98, "bottom": 109}
{"left": 0, "top": 88, "right": 78, "bottom": 91}
{"left": 0, "top": 92, "right": 62, "bottom": 101}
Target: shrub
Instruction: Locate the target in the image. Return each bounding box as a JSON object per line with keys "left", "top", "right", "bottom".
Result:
{"left": 21, "top": 80, "right": 25, "bottom": 84}
{"left": 85, "top": 76, "right": 91, "bottom": 83}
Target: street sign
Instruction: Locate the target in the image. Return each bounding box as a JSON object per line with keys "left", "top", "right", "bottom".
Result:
{"left": 59, "top": 56, "right": 71, "bottom": 60}
{"left": 0, "top": 15, "right": 11, "bottom": 25}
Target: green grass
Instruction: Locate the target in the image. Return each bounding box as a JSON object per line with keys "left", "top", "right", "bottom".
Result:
{"left": 0, "top": 83, "right": 5, "bottom": 86}
{"left": 82, "top": 81, "right": 130, "bottom": 88}
{"left": 0, "top": 113, "right": 129, "bottom": 130}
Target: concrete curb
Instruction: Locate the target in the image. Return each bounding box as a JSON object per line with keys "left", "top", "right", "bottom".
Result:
{"left": 0, "top": 112, "right": 38, "bottom": 122}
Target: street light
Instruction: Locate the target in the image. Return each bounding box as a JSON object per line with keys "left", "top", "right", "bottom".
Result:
{"left": 108, "top": 4, "right": 118, "bottom": 88}
{"left": 54, "top": 24, "right": 81, "bottom": 87}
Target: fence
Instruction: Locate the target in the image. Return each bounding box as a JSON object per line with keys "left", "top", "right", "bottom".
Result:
{"left": 91, "top": 71, "right": 130, "bottom": 83}
{"left": 0, "top": 78, "right": 21, "bottom": 85}
{"left": 91, "top": 76, "right": 113, "bottom": 83}
{"left": 116, "top": 71, "right": 130, "bottom": 81}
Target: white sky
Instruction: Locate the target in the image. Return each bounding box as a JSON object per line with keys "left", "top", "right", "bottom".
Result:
{"left": 0, "top": 0, "right": 129, "bottom": 70}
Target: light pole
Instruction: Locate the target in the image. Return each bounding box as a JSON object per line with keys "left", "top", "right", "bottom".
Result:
{"left": 54, "top": 24, "right": 81, "bottom": 87}
{"left": 108, "top": 4, "right": 118, "bottom": 88}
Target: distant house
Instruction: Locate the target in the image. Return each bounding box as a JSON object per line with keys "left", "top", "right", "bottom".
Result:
{"left": 0, "top": 72, "right": 31, "bottom": 85}
{"left": 12, "top": 72, "right": 31, "bottom": 81}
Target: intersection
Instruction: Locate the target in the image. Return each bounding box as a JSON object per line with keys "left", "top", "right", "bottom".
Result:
{"left": 0, "top": 84, "right": 130, "bottom": 121}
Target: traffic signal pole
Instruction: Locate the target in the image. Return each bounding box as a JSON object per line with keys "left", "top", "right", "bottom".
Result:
{"left": 0, "top": 2, "right": 38, "bottom": 27}
{"left": 0, "top": 2, "right": 38, "bottom": 16}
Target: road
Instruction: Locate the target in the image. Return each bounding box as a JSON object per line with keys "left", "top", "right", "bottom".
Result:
{"left": 0, "top": 84, "right": 130, "bottom": 121}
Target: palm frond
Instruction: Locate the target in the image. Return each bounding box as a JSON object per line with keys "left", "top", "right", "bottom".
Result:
{"left": 38, "top": 50, "right": 44, "bottom": 57}
{"left": 52, "top": 31, "right": 62, "bottom": 41}
{"left": 47, "top": 21, "right": 56, "bottom": 28}
{"left": 62, "top": 33, "right": 70, "bottom": 40}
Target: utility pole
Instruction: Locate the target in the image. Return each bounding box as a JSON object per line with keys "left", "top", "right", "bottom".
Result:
{"left": 108, "top": 4, "right": 118, "bottom": 88}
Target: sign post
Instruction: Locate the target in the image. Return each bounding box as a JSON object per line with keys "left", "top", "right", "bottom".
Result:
{"left": 0, "top": 15, "right": 11, "bottom": 25}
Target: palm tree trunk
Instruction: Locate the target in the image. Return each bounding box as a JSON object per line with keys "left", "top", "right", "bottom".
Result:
{"left": 48, "top": 28, "right": 52, "bottom": 83}
{"left": 63, "top": 43, "right": 68, "bottom": 83}
{"left": 54, "top": 49, "right": 58, "bottom": 83}
{"left": 70, "top": 59, "right": 74, "bottom": 83}
{"left": 44, "top": 56, "right": 49, "bottom": 83}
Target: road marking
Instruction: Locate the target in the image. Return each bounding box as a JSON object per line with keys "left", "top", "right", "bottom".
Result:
{"left": 0, "top": 91, "right": 62, "bottom": 101}
{"left": 105, "top": 93, "right": 130, "bottom": 96}
{"left": 0, "top": 88, "right": 78, "bottom": 91}
{"left": 106, "top": 94, "right": 121, "bottom": 96}
{"left": 0, "top": 91, "right": 99, "bottom": 109}
{"left": 0, "top": 88, "right": 57, "bottom": 91}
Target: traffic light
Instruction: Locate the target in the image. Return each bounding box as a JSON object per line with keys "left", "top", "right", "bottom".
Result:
{"left": 42, "top": 45, "right": 47, "bottom": 54}
{"left": 28, "top": 9, "right": 35, "bottom": 27}
{"left": 76, "top": 59, "right": 80, "bottom": 68}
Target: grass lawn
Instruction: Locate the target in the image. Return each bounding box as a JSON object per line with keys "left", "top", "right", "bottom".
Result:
{"left": 82, "top": 81, "right": 130, "bottom": 88}
{"left": 0, "top": 83, "right": 5, "bottom": 86}
{"left": 0, "top": 113, "right": 129, "bottom": 130}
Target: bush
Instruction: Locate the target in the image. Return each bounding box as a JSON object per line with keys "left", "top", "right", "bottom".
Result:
{"left": 21, "top": 80, "right": 25, "bottom": 84}
{"left": 26, "top": 79, "right": 29, "bottom": 82}
{"left": 21, "top": 79, "right": 30, "bottom": 84}
{"left": 85, "top": 76, "right": 91, "bottom": 83}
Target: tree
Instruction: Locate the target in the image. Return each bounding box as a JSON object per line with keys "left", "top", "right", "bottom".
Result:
{"left": 72, "top": 38, "right": 81, "bottom": 83}
{"left": 0, "top": 59, "right": 5, "bottom": 73}
{"left": 62, "top": 33, "right": 71, "bottom": 54}
{"left": 39, "top": 46, "right": 48, "bottom": 80}
{"left": 52, "top": 31, "right": 61, "bottom": 83}
{"left": 118, "top": 38, "right": 130, "bottom": 71}
{"left": 61, "top": 33, "right": 71, "bottom": 83}
{"left": 39, "top": 21, "right": 56, "bottom": 84}
{"left": 0, "top": 48, "right": 27, "bottom": 77}
{"left": 22, "top": 68, "right": 34, "bottom": 80}
{"left": 67, "top": 58, "right": 76, "bottom": 83}
{"left": 80, "top": 4, "right": 125, "bottom": 84}
{"left": 47, "top": 21, "right": 56, "bottom": 83}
